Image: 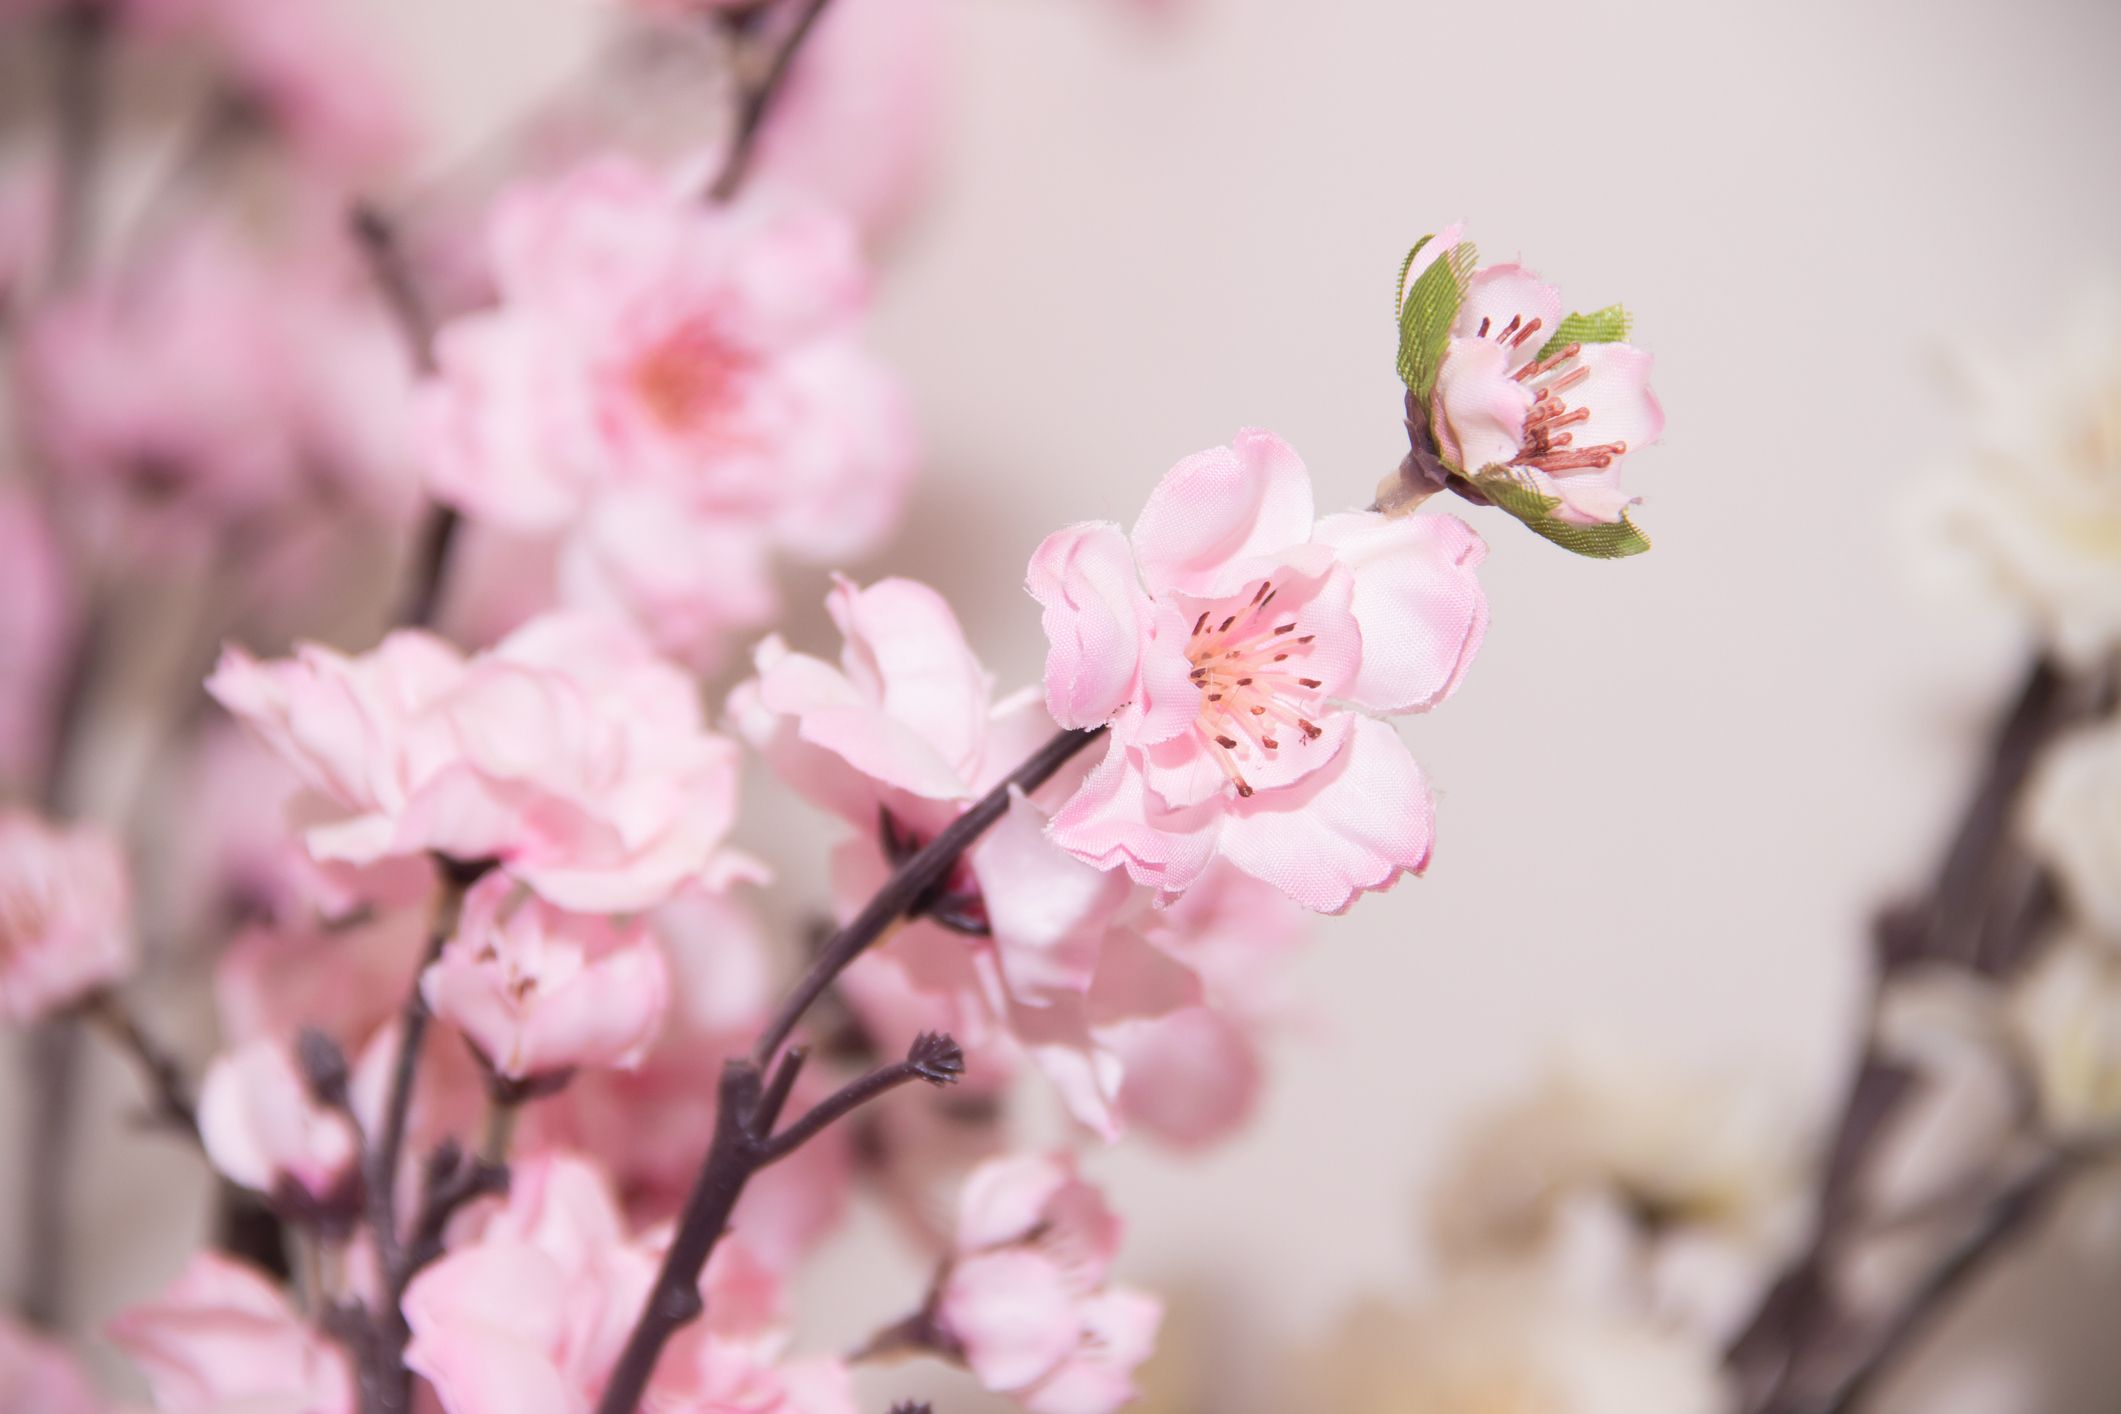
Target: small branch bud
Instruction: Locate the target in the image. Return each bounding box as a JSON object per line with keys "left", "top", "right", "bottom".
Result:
{"left": 906, "top": 1031, "right": 964, "bottom": 1087}
{"left": 296, "top": 1027, "right": 351, "bottom": 1111}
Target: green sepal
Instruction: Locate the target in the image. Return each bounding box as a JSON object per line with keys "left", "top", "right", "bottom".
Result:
{"left": 1533, "top": 304, "right": 1631, "bottom": 362}
{"left": 1395, "top": 236, "right": 1476, "bottom": 398}
{"left": 1466, "top": 466, "right": 1652, "bottom": 559}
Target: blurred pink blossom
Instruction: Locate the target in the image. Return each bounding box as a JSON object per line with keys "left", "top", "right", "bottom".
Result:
{"left": 935, "top": 1153, "right": 1161, "bottom": 1414}
{"left": 208, "top": 613, "right": 762, "bottom": 914}
{"left": 17, "top": 227, "right": 420, "bottom": 539}
{"left": 107, "top": 1252, "right": 355, "bottom": 1414}
{"left": 1412, "top": 227, "right": 1664, "bottom": 525}
{"left": 0, "top": 810, "right": 133, "bottom": 1022}
{"left": 418, "top": 157, "right": 914, "bottom": 665}
{"left": 1029, "top": 428, "right": 1488, "bottom": 912}
{"left": 0, "top": 1316, "right": 104, "bottom": 1414}
{"left": 197, "top": 1036, "right": 361, "bottom": 1216}
{"left": 423, "top": 873, "right": 670, "bottom": 1083}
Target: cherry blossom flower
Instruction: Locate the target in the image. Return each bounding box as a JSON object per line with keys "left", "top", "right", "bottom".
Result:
{"left": 0, "top": 1316, "right": 105, "bottom": 1414}
{"left": 405, "top": 1151, "right": 844, "bottom": 1413}
{"left": 423, "top": 873, "right": 670, "bottom": 1084}
{"left": 198, "top": 1037, "right": 362, "bottom": 1222}
{"left": 418, "top": 157, "right": 914, "bottom": 665}
{"left": 2008, "top": 934, "right": 2121, "bottom": 1142}
{"left": 208, "top": 612, "right": 761, "bottom": 914}
{"left": 17, "top": 225, "right": 419, "bottom": 540}
{"left": 0, "top": 811, "right": 134, "bottom": 1023}
{"left": 933, "top": 1153, "right": 1161, "bottom": 1414}
{"left": 1406, "top": 227, "right": 1664, "bottom": 527}
{"left": 1029, "top": 428, "right": 1488, "bottom": 912}
{"left": 108, "top": 1252, "right": 355, "bottom": 1414}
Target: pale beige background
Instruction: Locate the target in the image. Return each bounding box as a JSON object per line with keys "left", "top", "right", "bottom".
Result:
{"left": 8, "top": 0, "right": 2121, "bottom": 1409}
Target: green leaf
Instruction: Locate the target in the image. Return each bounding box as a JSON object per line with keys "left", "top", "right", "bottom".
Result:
{"left": 1395, "top": 236, "right": 1476, "bottom": 398}
{"left": 1532, "top": 304, "right": 1632, "bottom": 362}
{"left": 1466, "top": 466, "right": 1652, "bottom": 559}
{"left": 1392, "top": 235, "right": 1430, "bottom": 323}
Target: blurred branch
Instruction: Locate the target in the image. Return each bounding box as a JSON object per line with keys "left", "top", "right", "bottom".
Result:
{"left": 47, "top": 0, "right": 112, "bottom": 292}
{"left": 80, "top": 990, "right": 201, "bottom": 1143}
{"left": 707, "top": 0, "right": 836, "bottom": 202}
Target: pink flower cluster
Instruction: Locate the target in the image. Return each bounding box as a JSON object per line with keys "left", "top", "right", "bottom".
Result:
{"left": 208, "top": 612, "right": 760, "bottom": 914}
{"left": 0, "top": 811, "right": 133, "bottom": 1023}
{"left": 418, "top": 158, "right": 915, "bottom": 665}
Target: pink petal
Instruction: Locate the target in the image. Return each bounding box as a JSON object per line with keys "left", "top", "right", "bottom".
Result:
{"left": 1114, "top": 1007, "right": 1263, "bottom": 1151}
{"left": 1451, "top": 262, "right": 1564, "bottom": 367}
{"left": 1044, "top": 743, "right": 1220, "bottom": 898}
{"left": 940, "top": 1251, "right": 1081, "bottom": 1392}
{"left": 829, "top": 575, "right": 991, "bottom": 783}
{"left": 1128, "top": 428, "right": 1313, "bottom": 599}
{"left": 1312, "top": 511, "right": 1488, "bottom": 715}
{"left": 1026, "top": 522, "right": 1153, "bottom": 732}
{"left": 1432, "top": 336, "right": 1533, "bottom": 473}
{"left": 956, "top": 1154, "right": 1075, "bottom": 1251}
{"left": 974, "top": 790, "right": 1133, "bottom": 1000}
{"left": 1216, "top": 716, "right": 1435, "bottom": 914}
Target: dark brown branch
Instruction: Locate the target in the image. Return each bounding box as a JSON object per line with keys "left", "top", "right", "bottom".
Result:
{"left": 752, "top": 725, "right": 1106, "bottom": 1067}
{"left": 46, "top": 0, "right": 111, "bottom": 293}
{"left": 1815, "top": 1158, "right": 2074, "bottom": 1414}
{"left": 707, "top": 0, "right": 836, "bottom": 203}
{"left": 757, "top": 1034, "right": 961, "bottom": 1168}
{"left": 81, "top": 990, "right": 201, "bottom": 1143}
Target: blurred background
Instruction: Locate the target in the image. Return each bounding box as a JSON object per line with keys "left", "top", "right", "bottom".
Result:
{"left": 4, "top": 0, "right": 2120, "bottom": 1409}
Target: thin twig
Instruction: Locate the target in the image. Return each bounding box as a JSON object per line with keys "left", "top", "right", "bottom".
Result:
{"left": 1815, "top": 1157, "right": 2074, "bottom": 1414}
{"left": 758, "top": 1035, "right": 961, "bottom": 1168}
{"left": 597, "top": 731, "right": 1100, "bottom": 1411}
{"left": 752, "top": 725, "right": 1106, "bottom": 1067}
{"left": 707, "top": 0, "right": 837, "bottom": 203}
{"left": 80, "top": 990, "right": 201, "bottom": 1143}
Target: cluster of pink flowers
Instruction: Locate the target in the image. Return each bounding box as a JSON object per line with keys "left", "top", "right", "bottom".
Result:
{"left": 0, "top": 0, "right": 1673, "bottom": 1409}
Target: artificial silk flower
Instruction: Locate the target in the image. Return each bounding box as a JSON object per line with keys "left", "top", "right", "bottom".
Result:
{"left": 208, "top": 612, "right": 762, "bottom": 914}
{"left": 0, "top": 811, "right": 134, "bottom": 1023}
{"left": 108, "top": 1252, "right": 355, "bottom": 1414}
{"left": 423, "top": 873, "right": 670, "bottom": 1083}
{"left": 197, "top": 1037, "right": 362, "bottom": 1220}
{"left": 933, "top": 1153, "right": 1161, "bottom": 1414}
{"left": 2008, "top": 934, "right": 2121, "bottom": 1142}
{"left": 731, "top": 574, "right": 1127, "bottom": 1001}
{"left": 17, "top": 224, "right": 420, "bottom": 539}
{"left": 418, "top": 156, "right": 914, "bottom": 665}
{"left": 1399, "top": 230, "right": 1662, "bottom": 527}
{"left": 1028, "top": 428, "right": 1488, "bottom": 912}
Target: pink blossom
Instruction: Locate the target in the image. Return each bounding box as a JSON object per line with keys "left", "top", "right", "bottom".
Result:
{"left": 405, "top": 1153, "right": 659, "bottom": 1413}
{"left": 216, "top": 905, "right": 432, "bottom": 1053}
{"left": 1028, "top": 428, "right": 1488, "bottom": 912}
{"left": 418, "top": 157, "right": 914, "bottom": 665}
{"left": 0, "top": 487, "right": 72, "bottom": 787}
{"left": 0, "top": 1316, "right": 105, "bottom": 1414}
{"left": 424, "top": 873, "right": 670, "bottom": 1083}
{"left": 520, "top": 889, "right": 853, "bottom": 1259}
{"left": 935, "top": 1154, "right": 1161, "bottom": 1414}
{"left": 747, "top": 0, "right": 948, "bottom": 244}
{"left": 1412, "top": 228, "right": 1664, "bottom": 525}
{"left": 198, "top": 1038, "right": 360, "bottom": 1217}
{"left": 406, "top": 1151, "right": 836, "bottom": 1413}
{"left": 108, "top": 1252, "right": 355, "bottom": 1414}
{"left": 732, "top": 575, "right": 1127, "bottom": 1002}
{"left": 17, "top": 225, "right": 420, "bottom": 538}
{"left": 0, "top": 811, "right": 134, "bottom": 1023}
{"left": 207, "top": 612, "right": 761, "bottom": 914}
